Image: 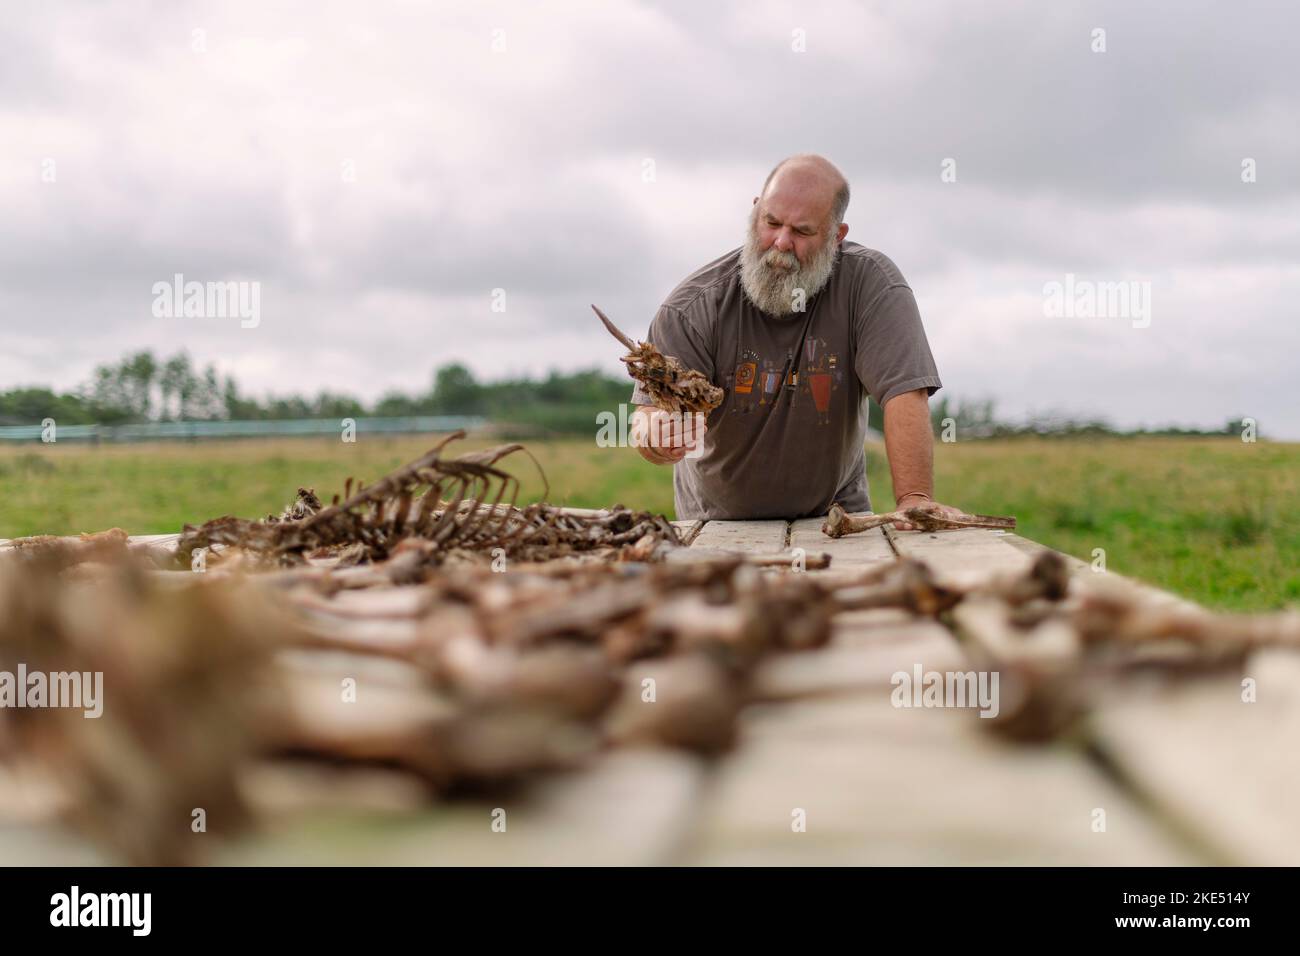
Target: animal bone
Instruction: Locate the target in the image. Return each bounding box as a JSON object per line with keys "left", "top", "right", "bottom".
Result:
{"left": 950, "top": 597, "right": 1087, "bottom": 743}
{"left": 174, "top": 435, "right": 681, "bottom": 567}
{"left": 592, "top": 304, "right": 723, "bottom": 414}
{"left": 822, "top": 502, "right": 1017, "bottom": 538}
{"left": 175, "top": 431, "right": 537, "bottom": 565}
{"left": 831, "top": 559, "right": 964, "bottom": 617}
{"left": 1074, "top": 584, "right": 1300, "bottom": 650}
{"left": 603, "top": 654, "right": 744, "bottom": 753}
{"left": 0, "top": 557, "right": 289, "bottom": 865}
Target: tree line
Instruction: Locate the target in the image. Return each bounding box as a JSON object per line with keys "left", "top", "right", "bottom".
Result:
{"left": 0, "top": 349, "right": 1255, "bottom": 438}
{"left": 0, "top": 350, "right": 631, "bottom": 435}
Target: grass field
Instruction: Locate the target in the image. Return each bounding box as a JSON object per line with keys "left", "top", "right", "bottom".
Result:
{"left": 1, "top": 435, "right": 1295, "bottom": 611}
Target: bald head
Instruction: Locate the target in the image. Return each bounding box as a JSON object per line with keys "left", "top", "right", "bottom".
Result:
{"left": 759, "top": 154, "right": 850, "bottom": 230}
{"left": 741, "top": 155, "right": 850, "bottom": 315}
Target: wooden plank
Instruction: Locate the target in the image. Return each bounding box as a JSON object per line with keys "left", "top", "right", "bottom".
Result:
{"left": 886, "top": 527, "right": 1032, "bottom": 586}
{"left": 129, "top": 533, "right": 182, "bottom": 547}
{"left": 0, "top": 762, "right": 66, "bottom": 826}
{"left": 689, "top": 520, "right": 787, "bottom": 553}
{"left": 753, "top": 589, "right": 971, "bottom": 701}
{"left": 750, "top": 620, "right": 967, "bottom": 702}
{"left": 999, "top": 533, "right": 1088, "bottom": 573}
{"left": 831, "top": 608, "right": 942, "bottom": 646}
{"left": 0, "top": 822, "right": 109, "bottom": 865}
{"left": 0, "top": 533, "right": 180, "bottom": 553}
{"left": 1089, "top": 648, "right": 1300, "bottom": 866}
{"left": 686, "top": 693, "right": 1203, "bottom": 865}
{"left": 219, "top": 748, "right": 707, "bottom": 865}
{"left": 788, "top": 519, "right": 893, "bottom": 569}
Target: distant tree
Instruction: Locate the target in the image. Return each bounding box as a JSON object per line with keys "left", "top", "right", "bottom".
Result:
{"left": 159, "top": 353, "right": 192, "bottom": 420}
{"left": 195, "top": 363, "right": 225, "bottom": 419}
{"left": 122, "top": 350, "right": 158, "bottom": 418}
{"left": 429, "top": 363, "right": 485, "bottom": 415}
{"left": 221, "top": 375, "right": 259, "bottom": 420}
{"left": 373, "top": 391, "right": 428, "bottom": 417}
{"left": 0, "top": 388, "right": 99, "bottom": 426}
{"left": 312, "top": 391, "right": 366, "bottom": 418}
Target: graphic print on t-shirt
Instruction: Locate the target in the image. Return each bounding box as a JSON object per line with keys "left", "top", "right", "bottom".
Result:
{"left": 799, "top": 336, "right": 841, "bottom": 425}
{"left": 727, "top": 348, "right": 760, "bottom": 413}
{"left": 758, "top": 358, "right": 782, "bottom": 406}
{"left": 726, "top": 337, "right": 844, "bottom": 426}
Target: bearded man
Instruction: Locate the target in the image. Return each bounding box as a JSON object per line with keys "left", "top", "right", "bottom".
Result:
{"left": 629, "top": 153, "right": 964, "bottom": 529}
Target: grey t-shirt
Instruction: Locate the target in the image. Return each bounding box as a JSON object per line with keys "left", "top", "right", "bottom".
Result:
{"left": 629, "top": 241, "right": 942, "bottom": 520}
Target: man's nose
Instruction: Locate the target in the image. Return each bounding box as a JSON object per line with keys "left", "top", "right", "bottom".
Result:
{"left": 772, "top": 228, "right": 794, "bottom": 252}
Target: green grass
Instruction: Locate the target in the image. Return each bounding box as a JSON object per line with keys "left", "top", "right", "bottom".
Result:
{"left": 867, "top": 437, "right": 1299, "bottom": 611}
{"left": 2, "top": 436, "right": 1295, "bottom": 611}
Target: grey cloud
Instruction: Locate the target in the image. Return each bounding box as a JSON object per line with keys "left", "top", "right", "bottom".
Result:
{"left": 0, "top": 0, "right": 1296, "bottom": 438}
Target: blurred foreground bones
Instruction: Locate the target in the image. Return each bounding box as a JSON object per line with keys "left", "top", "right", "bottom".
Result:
{"left": 1, "top": 437, "right": 1296, "bottom": 864}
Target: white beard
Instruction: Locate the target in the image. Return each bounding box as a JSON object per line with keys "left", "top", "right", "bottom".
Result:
{"left": 739, "top": 208, "right": 840, "bottom": 317}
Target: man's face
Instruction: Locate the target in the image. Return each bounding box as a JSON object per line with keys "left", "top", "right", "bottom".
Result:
{"left": 739, "top": 174, "right": 844, "bottom": 316}
{"left": 754, "top": 185, "right": 833, "bottom": 269}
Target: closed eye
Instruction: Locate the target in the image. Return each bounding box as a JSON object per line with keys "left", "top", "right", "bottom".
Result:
{"left": 767, "top": 216, "right": 815, "bottom": 236}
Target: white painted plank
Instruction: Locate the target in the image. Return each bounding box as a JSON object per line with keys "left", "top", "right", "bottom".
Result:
{"left": 219, "top": 748, "right": 706, "bottom": 865}
{"left": 129, "top": 533, "right": 183, "bottom": 547}
{"left": 750, "top": 620, "right": 968, "bottom": 702}
{"left": 886, "top": 527, "right": 1032, "bottom": 587}
{"left": 1090, "top": 649, "right": 1300, "bottom": 866}
{"left": 789, "top": 518, "right": 894, "bottom": 569}
{"left": 689, "top": 520, "right": 787, "bottom": 553}
{"left": 688, "top": 694, "right": 1202, "bottom": 865}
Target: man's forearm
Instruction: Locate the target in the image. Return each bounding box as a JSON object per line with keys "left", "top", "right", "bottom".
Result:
{"left": 882, "top": 389, "right": 934, "bottom": 505}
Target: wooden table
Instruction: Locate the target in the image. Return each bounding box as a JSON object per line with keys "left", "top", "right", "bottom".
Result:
{"left": 2, "top": 522, "right": 1293, "bottom": 866}
{"left": 653, "top": 521, "right": 1227, "bottom": 866}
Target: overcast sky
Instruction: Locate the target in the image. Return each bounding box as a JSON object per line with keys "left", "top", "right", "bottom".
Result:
{"left": 3, "top": 0, "right": 1297, "bottom": 436}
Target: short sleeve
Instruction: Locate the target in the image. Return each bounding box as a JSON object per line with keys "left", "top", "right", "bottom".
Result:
{"left": 628, "top": 304, "right": 717, "bottom": 406}
{"left": 852, "top": 284, "right": 942, "bottom": 409}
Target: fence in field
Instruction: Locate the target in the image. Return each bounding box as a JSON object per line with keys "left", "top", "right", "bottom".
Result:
{"left": 0, "top": 416, "right": 488, "bottom": 444}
